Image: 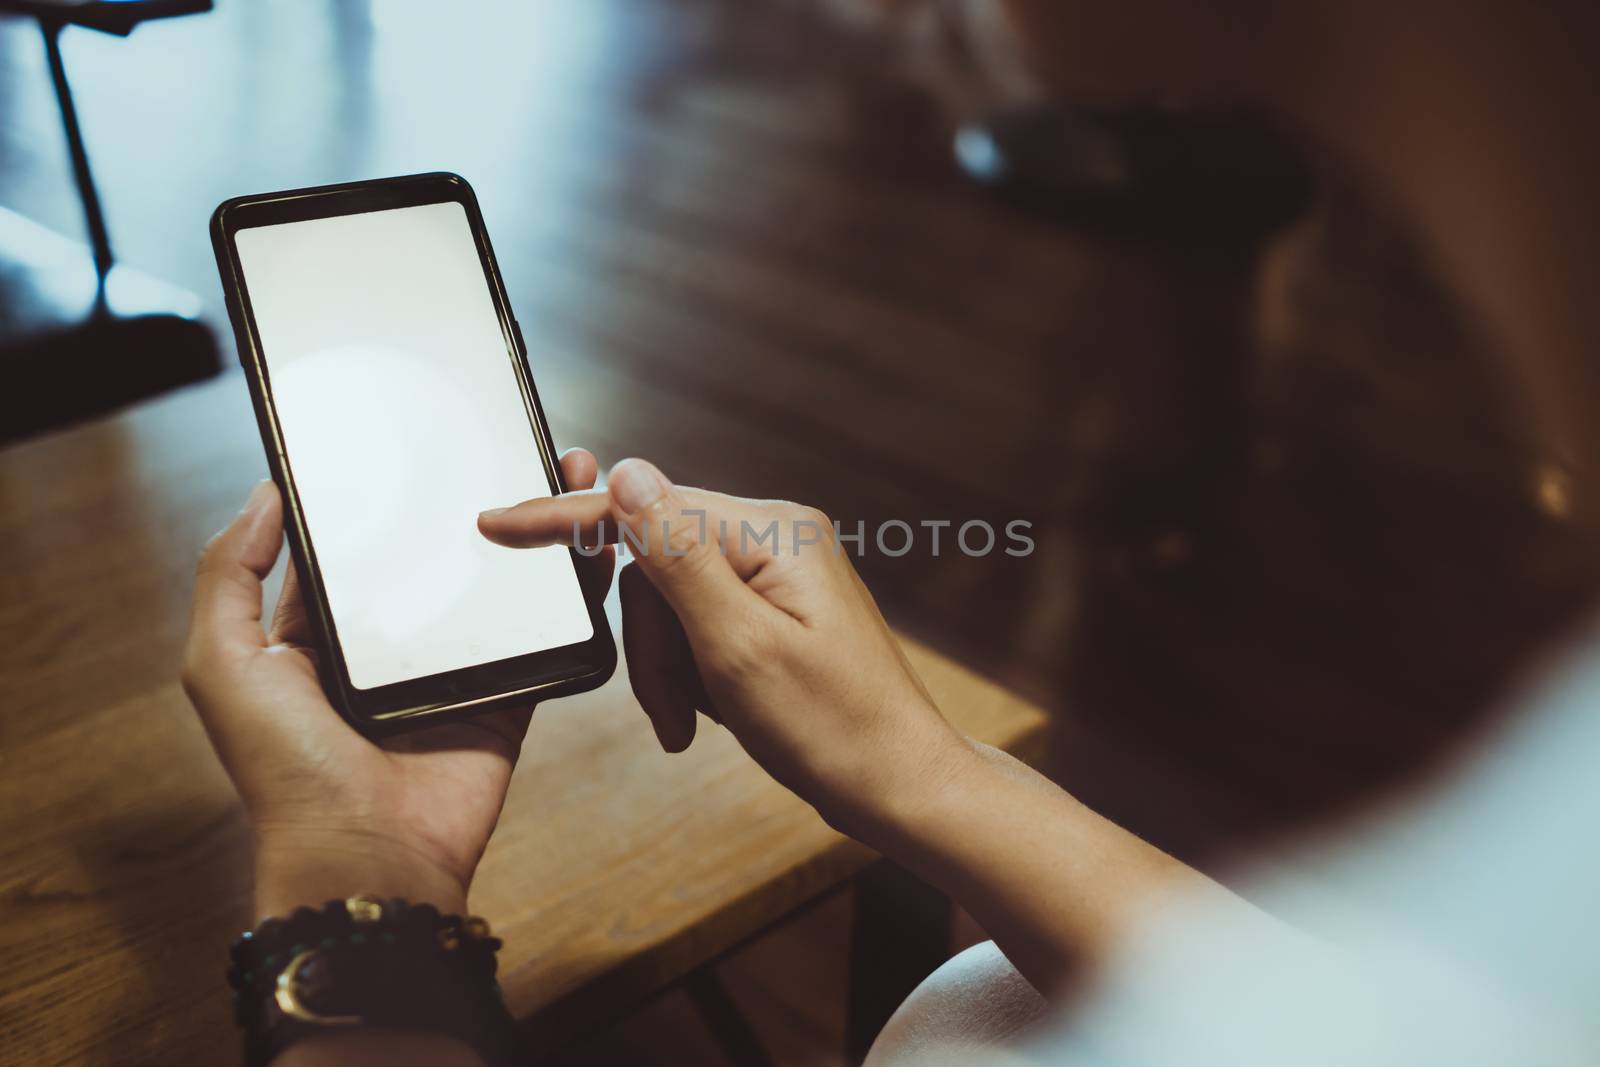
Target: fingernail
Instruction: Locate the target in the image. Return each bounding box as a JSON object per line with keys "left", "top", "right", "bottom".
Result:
{"left": 242, "top": 479, "right": 274, "bottom": 515}
{"left": 654, "top": 714, "right": 689, "bottom": 754}
{"left": 610, "top": 459, "right": 669, "bottom": 515}
{"left": 479, "top": 507, "right": 509, "bottom": 519}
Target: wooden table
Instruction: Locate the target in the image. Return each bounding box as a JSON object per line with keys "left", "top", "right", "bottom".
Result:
{"left": 0, "top": 376, "right": 1047, "bottom": 1066}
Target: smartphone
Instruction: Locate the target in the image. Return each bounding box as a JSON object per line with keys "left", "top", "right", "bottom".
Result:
{"left": 211, "top": 172, "right": 615, "bottom": 735}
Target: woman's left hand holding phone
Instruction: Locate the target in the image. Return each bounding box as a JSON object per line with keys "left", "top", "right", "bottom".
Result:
{"left": 181, "top": 449, "right": 615, "bottom": 918}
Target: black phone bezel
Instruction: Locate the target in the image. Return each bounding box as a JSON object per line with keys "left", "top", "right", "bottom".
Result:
{"left": 211, "top": 171, "right": 615, "bottom": 735}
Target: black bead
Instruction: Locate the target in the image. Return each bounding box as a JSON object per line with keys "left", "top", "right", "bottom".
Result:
{"left": 285, "top": 906, "right": 320, "bottom": 942}
{"left": 255, "top": 917, "right": 284, "bottom": 949}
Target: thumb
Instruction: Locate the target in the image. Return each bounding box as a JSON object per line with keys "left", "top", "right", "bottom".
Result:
{"left": 606, "top": 459, "right": 760, "bottom": 632}
{"left": 190, "top": 479, "right": 283, "bottom": 655}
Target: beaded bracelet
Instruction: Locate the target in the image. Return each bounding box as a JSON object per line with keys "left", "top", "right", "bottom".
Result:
{"left": 228, "top": 897, "right": 515, "bottom": 1067}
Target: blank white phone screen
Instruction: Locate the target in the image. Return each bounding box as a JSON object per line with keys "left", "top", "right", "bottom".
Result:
{"left": 234, "top": 201, "right": 592, "bottom": 691}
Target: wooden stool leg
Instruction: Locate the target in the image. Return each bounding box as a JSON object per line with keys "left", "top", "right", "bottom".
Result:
{"left": 845, "top": 860, "right": 954, "bottom": 1065}
{"left": 684, "top": 968, "right": 776, "bottom": 1067}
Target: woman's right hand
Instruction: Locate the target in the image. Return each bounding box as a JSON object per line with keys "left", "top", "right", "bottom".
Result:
{"left": 478, "top": 457, "right": 973, "bottom": 835}
{"left": 486, "top": 456, "right": 1245, "bottom": 997}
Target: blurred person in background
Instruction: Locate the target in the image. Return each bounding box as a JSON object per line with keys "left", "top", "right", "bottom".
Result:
{"left": 182, "top": 0, "right": 1600, "bottom": 1063}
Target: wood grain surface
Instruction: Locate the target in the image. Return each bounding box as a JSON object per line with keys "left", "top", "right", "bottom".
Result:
{"left": 7, "top": 1, "right": 1598, "bottom": 1062}
{"left": 0, "top": 377, "right": 1047, "bottom": 1066}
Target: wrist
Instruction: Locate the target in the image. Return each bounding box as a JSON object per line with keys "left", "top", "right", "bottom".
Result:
{"left": 229, "top": 895, "right": 516, "bottom": 1067}
{"left": 254, "top": 826, "right": 470, "bottom": 919}
{"left": 822, "top": 716, "right": 985, "bottom": 848}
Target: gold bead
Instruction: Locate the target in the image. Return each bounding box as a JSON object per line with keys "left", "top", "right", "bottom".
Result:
{"left": 438, "top": 927, "right": 461, "bottom": 951}
{"left": 345, "top": 896, "right": 384, "bottom": 923}
{"left": 463, "top": 917, "right": 492, "bottom": 941}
